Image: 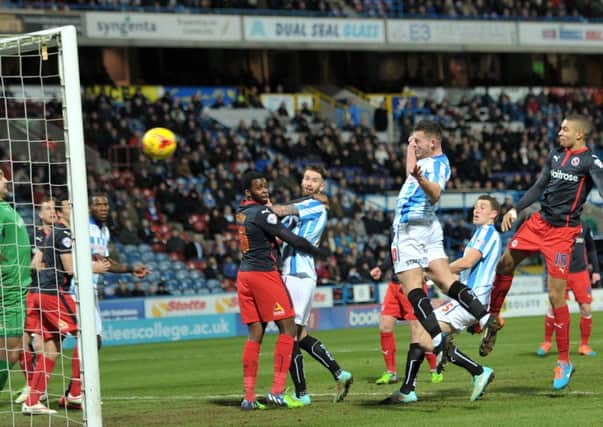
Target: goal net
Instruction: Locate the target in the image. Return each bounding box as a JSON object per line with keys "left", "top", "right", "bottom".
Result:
{"left": 0, "top": 26, "right": 101, "bottom": 426}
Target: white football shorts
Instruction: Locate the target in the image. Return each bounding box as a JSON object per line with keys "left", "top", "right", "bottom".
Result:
{"left": 391, "top": 221, "right": 447, "bottom": 273}
{"left": 434, "top": 300, "right": 477, "bottom": 332}
{"left": 283, "top": 275, "right": 315, "bottom": 326}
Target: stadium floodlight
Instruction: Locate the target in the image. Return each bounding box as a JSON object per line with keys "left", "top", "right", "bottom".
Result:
{"left": 0, "top": 26, "right": 101, "bottom": 426}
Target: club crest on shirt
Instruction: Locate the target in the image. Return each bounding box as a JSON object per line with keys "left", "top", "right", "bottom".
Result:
{"left": 62, "top": 237, "right": 72, "bottom": 248}
{"left": 571, "top": 157, "right": 580, "bottom": 167}
{"left": 266, "top": 213, "right": 278, "bottom": 224}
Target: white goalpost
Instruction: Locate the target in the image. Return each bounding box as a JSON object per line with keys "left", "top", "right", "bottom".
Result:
{"left": 0, "top": 26, "right": 102, "bottom": 426}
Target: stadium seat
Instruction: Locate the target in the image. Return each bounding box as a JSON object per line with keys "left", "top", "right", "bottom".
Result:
{"left": 157, "top": 260, "right": 173, "bottom": 272}
{"left": 172, "top": 261, "right": 186, "bottom": 270}
{"left": 145, "top": 271, "right": 162, "bottom": 283}
{"left": 155, "top": 252, "right": 170, "bottom": 263}
{"left": 206, "top": 279, "right": 221, "bottom": 292}
{"left": 140, "top": 252, "right": 155, "bottom": 263}
{"left": 175, "top": 270, "right": 189, "bottom": 281}
{"left": 188, "top": 270, "right": 205, "bottom": 280}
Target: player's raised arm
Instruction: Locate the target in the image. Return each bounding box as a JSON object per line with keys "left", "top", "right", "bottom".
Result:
{"left": 411, "top": 164, "right": 442, "bottom": 204}
{"left": 502, "top": 152, "right": 552, "bottom": 232}
{"left": 256, "top": 210, "right": 330, "bottom": 258}
{"left": 270, "top": 203, "right": 299, "bottom": 217}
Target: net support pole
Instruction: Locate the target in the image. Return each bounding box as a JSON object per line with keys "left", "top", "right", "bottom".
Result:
{"left": 59, "top": 25, "right": 103, "bottom": 427}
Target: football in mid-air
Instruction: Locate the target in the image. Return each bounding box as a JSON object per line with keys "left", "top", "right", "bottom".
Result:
{"left": 141, "top": 127, "right": 177, "bottom": 160}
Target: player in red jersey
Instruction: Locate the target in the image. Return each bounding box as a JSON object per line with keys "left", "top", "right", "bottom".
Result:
{"left": 481, "top": 114, "right": 603, "bottom": 391}
{"left": 537, "top": 222, "right": 599, "bottom": 357}
{"left": 371, "top": 261, "right": 442, "bottom": 393}
{"left": 236, "top": 171, "right": 330, "bottom": 410}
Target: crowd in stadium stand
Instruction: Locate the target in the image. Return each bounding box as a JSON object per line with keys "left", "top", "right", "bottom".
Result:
{"left": 2, "top": 0, "right": 344, "bottom": 15}
{"left": 2, "top": 84, "right": 602, "bottom": 297}
{"left": 4, "top": 0, "right": 602, "bottom": 19}
{"left": 348, "top": 0, "right": 598, "bottom": 19}
{"left": 72, "top": 84, "right": 603, "bottom": 297}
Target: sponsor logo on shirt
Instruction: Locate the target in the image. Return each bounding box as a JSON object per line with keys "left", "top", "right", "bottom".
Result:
{"left": 273, "top": 302, "right": 285, "bottom": 315}
{"left": 550, "top": 169, "right": 579, "bottom": 182}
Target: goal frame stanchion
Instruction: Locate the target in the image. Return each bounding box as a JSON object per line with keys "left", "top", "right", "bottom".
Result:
{"left": 1, "top": 26, "right": 102, "bottom": 426}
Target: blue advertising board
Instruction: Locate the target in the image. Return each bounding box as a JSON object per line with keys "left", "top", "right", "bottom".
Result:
{"left": 100, "top": 299, "right": 145, "bottom": 320}
{"left": 101, "top": 314, "right": 237, "bottom": 346}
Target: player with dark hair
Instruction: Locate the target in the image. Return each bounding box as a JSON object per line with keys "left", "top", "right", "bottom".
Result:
{"left": 15, "top": 197, "right": 57, "bottom": 404}
{"left": 0, "top": 169, "right": 32, "bottom": 398}
{"left": 270, "top": 165, "right": 352, "bottom": 406}
{"left": 537, "top": 222, "right": 599, "bottom": 357}
{"left": 236, "top": 171, "right": 330, "bottom": 410}
{"left": 384, "top": 195, "right": 500, "bottom": 403}
{"left": 57, "top": 195, "right": 149, "bottom": 408}
{"left": 21, "top": 197, "right": 111, "bottom": 414}
{"left": 392, "top": 120, "right": 496, "bottom": 368}
{"left": 483, "top": 114, "right": 603, "bottom": 390}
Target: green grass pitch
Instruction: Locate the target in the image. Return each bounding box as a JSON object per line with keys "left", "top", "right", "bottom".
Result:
{"left": 2, "top": 313, "right": 602, "bottom": 426}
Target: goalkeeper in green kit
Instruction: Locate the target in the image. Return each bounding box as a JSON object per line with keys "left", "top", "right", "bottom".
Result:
{"left": 0, "top": 168, "right": 31, "bottom": 392}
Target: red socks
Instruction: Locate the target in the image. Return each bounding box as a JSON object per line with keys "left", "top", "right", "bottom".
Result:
{"left": 580, "top": 316, "right": 592, "bottom": 346}
{"left": 425, "top": 352, "right": 437, "bottom": 371}
{"left": 242, "top": 340, "right": 260, "bottom": 401}
{"left": 544, "top": 313, "right": 555, "bottom": 343}
{"left": 26, "top": 355, "right": 55, "bottom": 406}
{"left": 553, "top": 305, "right": 570, "bottom": 362}
{"left": 489, "top": 274, "right": 513, "bottom": 315}
{"left": 19, "top": 349, "right": 34, "bottom": 383}
{"left": 271, "top": 334, "right": 294, "bottom": 395}
{"left": 380, "top": 332, "right": 397, "bottom": 373}
{"left": 69, "top": 344, "right": 82, "bottom": 396}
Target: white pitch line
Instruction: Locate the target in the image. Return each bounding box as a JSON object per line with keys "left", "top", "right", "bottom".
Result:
{"left": 101, "top": 390, "right": 601, "bottom": 401}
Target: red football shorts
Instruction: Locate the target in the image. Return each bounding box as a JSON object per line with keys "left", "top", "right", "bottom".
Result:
{"left": 237, "top": 270, "right": 294, "bottom": 324}
{"left": 566, "top": 270, "right": 592, "bottom": 305}
{"left": 507, "top": 212, "right": 580, "bottom": 279}
{"left": 381, "top": 281, "right": 428, "bottom": 321}
{"left": 24, "top": 291, "right": 42, "bottom": 335}
{"left": 28, "top": 291, "right": 78, "bottom": 340}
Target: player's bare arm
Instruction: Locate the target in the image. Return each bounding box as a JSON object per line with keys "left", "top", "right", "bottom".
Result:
{"left": 60, "top": 252, "right": 74, "bottom": 276}
{"left": 449, "top": 248, "right": 482, "bottom": 274}
{"left": 31, "top": 250, "right": 44, "bottom": 270}
{"left": 503, "top": 155, "right": 552, "bottom": 232}
{"left": 270, "top": 204, "right": 299, "bottom": 217}
{"left": 106, "top": 257, "right": 149, "bottom": 277}
{"left": 411, "top": 165, "right": 441, "bottom": 204}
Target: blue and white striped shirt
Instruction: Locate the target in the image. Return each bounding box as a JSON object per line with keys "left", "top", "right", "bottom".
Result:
{"left": 89, "top": 217, "right": 110, "bottom": 289}
{"left": 281, "top": 198, "right": 328, "bottom": 281}
{"left": 393, "top": 154, "right": 451, "bottom": 227}
{"left": 461, "top": 223, "right": 502, "bottom": 305}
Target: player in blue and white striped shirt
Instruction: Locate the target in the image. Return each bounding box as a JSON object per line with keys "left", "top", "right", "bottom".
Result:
{"left": 271, "top": 165, "right": 352, "bottom": 406}
{"left": 426, "top": 195, "right": 501, "bottom": 401}
{"left": 389, "top": 121, "right": 497, "bottom": 393}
